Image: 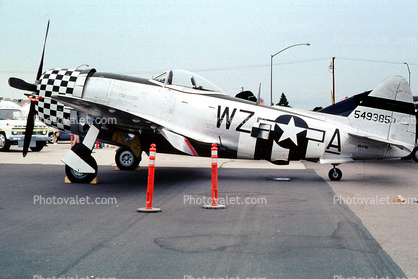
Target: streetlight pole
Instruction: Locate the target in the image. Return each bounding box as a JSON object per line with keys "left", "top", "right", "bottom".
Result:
{"left": 404, "top": 62, "right": 411, "bottom": 86}
{"left": 270, "top": 43, "right": 310, "bottom": 106}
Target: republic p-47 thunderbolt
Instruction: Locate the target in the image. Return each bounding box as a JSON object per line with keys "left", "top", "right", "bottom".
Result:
{"left": 9, "top": 22, "right": 416, "bottom": 183}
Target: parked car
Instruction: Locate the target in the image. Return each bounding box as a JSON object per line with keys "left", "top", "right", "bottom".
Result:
{"left": 0, "top": 100, "right": 48, "bottom": 152}
{"left": 48, "top": 129, "right": 71, "bottom": 143}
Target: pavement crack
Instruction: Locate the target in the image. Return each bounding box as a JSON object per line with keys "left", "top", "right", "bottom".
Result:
{"left": 218, "top": 159, "right": 235, "bottom": 168}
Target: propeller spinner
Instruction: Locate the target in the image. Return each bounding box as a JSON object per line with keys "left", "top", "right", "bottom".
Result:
{"left": 8, "top": 20, "right": 50, "bottom": 157}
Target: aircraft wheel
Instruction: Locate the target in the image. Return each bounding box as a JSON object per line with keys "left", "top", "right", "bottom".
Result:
{"left": 65, "top": 156, "right": 98, "bottom": 183}
{"left": 115, "top": 147, "right": 140, "bottom": 170}
{"left": 0, "top": 132, "right": 10, "bottom": 151}
{"left": 328, "top": 167, "right": 342, "bottom": 181}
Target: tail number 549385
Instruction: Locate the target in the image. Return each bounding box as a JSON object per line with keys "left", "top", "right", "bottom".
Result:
{"left": 353, "top": 110, "right": 391, "bottom": 124}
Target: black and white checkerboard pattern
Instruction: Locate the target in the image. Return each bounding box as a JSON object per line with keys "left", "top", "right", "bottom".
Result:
{"left": 37, "top": 68, "right": 81, "bottom": 97}
{"left": 36, "top": 68, "right": 81, "bottom": 132}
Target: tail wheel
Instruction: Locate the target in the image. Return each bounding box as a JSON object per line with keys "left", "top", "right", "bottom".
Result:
{"left": 65, "top": 156, "right": 98, "bottom": 183}
{"left": 0, "top": 133, "right": 10, "bottom": 152}
{"left": 115, "top": 147, "right": 140, "bottom": 170}
{"left": 328, "top": 167, "right": 342, "bottom": 181}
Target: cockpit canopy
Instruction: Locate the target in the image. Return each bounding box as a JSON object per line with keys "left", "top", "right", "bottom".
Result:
{"left": 152, "top": 70, "right": 224, "bottom": 93}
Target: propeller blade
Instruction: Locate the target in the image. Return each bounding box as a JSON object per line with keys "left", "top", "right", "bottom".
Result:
{"left": 22, "top": 100, "right": 37, "bottom": 157}
{"left": 36, "top": 20, "right": 50, "bottom": 81}
{"left": 8, "top": 77, "right": 37, "bottom": 92}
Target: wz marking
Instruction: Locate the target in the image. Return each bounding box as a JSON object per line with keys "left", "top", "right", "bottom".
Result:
{"left": 353, "top": 110, "right": 391, "bottom": 124}
{"left": 217, "top": 106, "right": 254, "bottom": 133}
{"left": 217, "top": 106, "right": 236, "bottom": 129}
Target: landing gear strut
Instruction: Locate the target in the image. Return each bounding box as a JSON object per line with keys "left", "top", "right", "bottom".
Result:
{"left": 61, "top": 124, "right": 100, "bottom": 183}
{"left": 328, "top": 165, "right": 342, "bottom": 181}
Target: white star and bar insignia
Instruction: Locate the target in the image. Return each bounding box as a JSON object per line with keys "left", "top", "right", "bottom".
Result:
{"left": 276, "top": 116, "right": 307, "bottom": 146}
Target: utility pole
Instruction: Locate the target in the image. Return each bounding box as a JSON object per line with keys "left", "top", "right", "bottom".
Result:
{"left": 329, "top": 57, "right": 335, "bottom": 104}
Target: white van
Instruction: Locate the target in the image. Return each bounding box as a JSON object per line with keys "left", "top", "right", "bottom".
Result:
{"left": 0, "top": 100, "right": 49, "bottom": 152}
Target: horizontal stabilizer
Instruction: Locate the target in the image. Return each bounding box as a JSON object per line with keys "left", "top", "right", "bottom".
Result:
{"left": 319, "top": 158, "right": 354, "bottom": 164}
{"left": 348, "top": 132, "right": 414, "bottom": 153}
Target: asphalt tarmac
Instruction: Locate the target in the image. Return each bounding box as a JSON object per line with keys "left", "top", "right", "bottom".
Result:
{"left": 0, "top": 144, "right": 416, "bottom": 279}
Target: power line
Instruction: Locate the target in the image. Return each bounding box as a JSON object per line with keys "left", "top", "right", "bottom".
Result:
{"left": 3, "top": 57, "right": 416, "bottom": 76}
{"left": 122, "top": 58, "right": 331, "bottom": 75}
{"left": 117, "top": 57, "right": 418, "bottom": 76}
{"left": 192, "top": 57, "right": 330, "bottom": 73}
{"left": 338, "top": 57, "right": 418, "bottom": 65}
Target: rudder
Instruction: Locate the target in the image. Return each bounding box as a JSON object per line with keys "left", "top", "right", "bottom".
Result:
{"left": 348, "top": 76, "right": 416, "bottom": 153}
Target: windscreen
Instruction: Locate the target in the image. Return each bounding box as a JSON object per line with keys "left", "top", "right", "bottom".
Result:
{"left": 0, "top": 109, "right": 25, "bottom": 120}
{"left": 153, "top": 70, "right": 224, "bottom": 93}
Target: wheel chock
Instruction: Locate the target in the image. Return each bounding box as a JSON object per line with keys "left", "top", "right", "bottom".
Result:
{"left": 90, "top": 177, "right": 99, "bottom": 184}
{"left": 64, "top": 177, "right": 99, "bottom": 184}
{"left": 115, "top": 166, "right": 140, "bottom": 171}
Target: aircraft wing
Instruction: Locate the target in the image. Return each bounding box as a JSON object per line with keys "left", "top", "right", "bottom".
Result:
{"left": 52, "top": 94, "right": 213, "bottom": 155}
{"left": 348, "top": 131, "right": 415, "bottom": 153}
{"left": 52, "top": 94, "right": 159, "bottom": 130}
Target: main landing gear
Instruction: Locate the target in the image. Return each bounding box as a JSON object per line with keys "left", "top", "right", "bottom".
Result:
{"left": 65, "top": 146, "right": 141, "bottom": 183}
{"left": 328, "top": 164, "right": 342, "bottom": 181}
{"left": 62, "top": 125, "right": 100, "bottom": 184}
{"left": 115, "top": 147, "right": 140, "bottom": 170}
{"left": 63, "top": 124, "right": 143, "bottom": 183}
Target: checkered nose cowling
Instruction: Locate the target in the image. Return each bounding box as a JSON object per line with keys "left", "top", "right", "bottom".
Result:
{"left": 35, "top": 68, "right": 96, "bottom": 132}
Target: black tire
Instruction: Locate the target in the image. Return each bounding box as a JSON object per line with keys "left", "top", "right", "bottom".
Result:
{"left": 48, "top": 132, "right": 55, "bottom": 143}
{"left": 30, "top": 142, "right": 45, "bottom": 152}
{"left": 48, "top": 132, "right": 59, "bottom": 143}
{"left": 412, "top": 148, "right": 418, "bottom": 162}
{"left": 328, "top": 168, "right": 342, "bottom": 181}
{"left": 0, "top": 132, "right": 10, "bottom": 152}
{"left": 65, "top": 156, "right": 98, "bottom": 183}
{"left": 115, "top": 147, "right": 140, "bottom": 170}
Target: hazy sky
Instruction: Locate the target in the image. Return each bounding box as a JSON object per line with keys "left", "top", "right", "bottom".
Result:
{"left": 1, "top": 0, "right": 417, "bottom": 109}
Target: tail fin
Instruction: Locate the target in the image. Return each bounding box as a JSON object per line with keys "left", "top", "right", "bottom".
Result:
{"left": 348, "top": 76, "right": 416, "bottom": 154}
